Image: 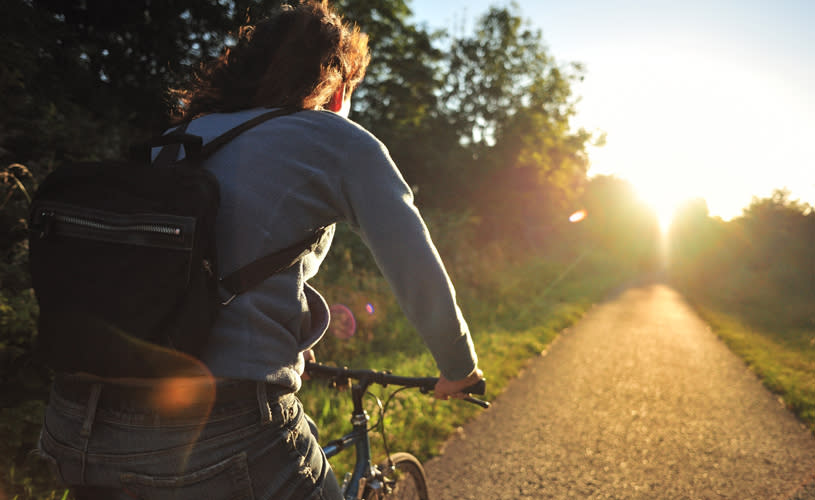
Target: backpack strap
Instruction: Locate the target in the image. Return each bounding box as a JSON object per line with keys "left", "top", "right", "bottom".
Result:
{"left": 149, "top": 107, "right": 298, "bottom": 167}
{"left": 219, "top": 227, "right": 328, "bottom": 305}
{"left": 153, "top": 121, "right": 193, "bottom": 167}
{"left": 157, "top": 107, "right": 314, "bottom": 304}
{"left": 203, "top": 107, "right": 316, "bottom": 303}
{"left": 197, "top": 107, "right": 298, "bottom": 161}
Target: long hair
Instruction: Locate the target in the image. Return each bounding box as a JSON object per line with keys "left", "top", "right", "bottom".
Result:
{"left": 173, "top": 0, "right": 370, "bottom": 120}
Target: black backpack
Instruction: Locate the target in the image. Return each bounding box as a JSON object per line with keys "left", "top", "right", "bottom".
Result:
{"left": 28, "top": 109, "right": 323, "bottom": 377}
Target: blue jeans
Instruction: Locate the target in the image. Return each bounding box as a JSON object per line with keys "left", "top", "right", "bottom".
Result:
{"left": 37, "top": 375, "right": 342, "bottom": 500}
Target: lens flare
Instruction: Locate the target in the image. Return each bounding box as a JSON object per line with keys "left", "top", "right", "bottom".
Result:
{"left": 329, "top": 303, "right": 356, "bottom": 340}
{"left": 153, "top": 377, "right": 215, "bottom": 416}
{"left": 365, "top": 303, "right": 375, "bottom": 315}
{"left": 569, "top": 210, "right": 587, "bottom": 223}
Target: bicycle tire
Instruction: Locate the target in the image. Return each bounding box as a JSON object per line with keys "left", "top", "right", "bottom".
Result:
{"left": 365, "top": 452, "right": 429, "bottom": 500}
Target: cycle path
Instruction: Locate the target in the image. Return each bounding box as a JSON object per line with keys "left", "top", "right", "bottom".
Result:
{"left": 425, "top": 284, "right": 815, "bottom": 499}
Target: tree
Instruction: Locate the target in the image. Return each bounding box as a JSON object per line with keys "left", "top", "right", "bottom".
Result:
{"left": 741, "top": 188, "right": 811, "bottom": 241}
{"left": 335, "top": 0, "right": 453, "bottom": 207}
{"left": 339, "top": 0, "right": 440, "bottom": 130}
{"left": 668, "top": 198, "right": 715, "bottom": 270}
{"left": 667, "top": 189, "right": 814, "bottom": 331}
{"left": 436, "top": 5, "right": 595, "bottom": 243}
{"left": 579, "top": 175, "right": 660, "bottom": 272}
{"left": 1, "top": 0, "right": 285, "bottom": 332}
{"left": 739, "top": 189, "right": 812, "bottom": 297}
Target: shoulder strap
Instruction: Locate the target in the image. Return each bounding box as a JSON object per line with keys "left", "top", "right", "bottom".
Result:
{"left": 153, "top": 121, "right": 191, "bottom": 167}
{"left": 160, "top": 107, "right": 313, "bottom": 300}
{"left": 150, "top": 107, "right": 298, "bottom": 167}
{"left": 220, "top": 227, "right": 328, "bottom": 301}
{"left": 197, "top": 107, "right": 298, "bottom": 161}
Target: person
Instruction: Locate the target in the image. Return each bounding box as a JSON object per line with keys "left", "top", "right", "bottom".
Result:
{"left": 36, "top": 1, "right": 482, "bottom": 499}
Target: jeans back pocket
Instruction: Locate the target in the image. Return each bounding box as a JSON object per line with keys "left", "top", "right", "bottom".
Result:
{"left": 120, "top": 452, "right": 254, "bottom": 500}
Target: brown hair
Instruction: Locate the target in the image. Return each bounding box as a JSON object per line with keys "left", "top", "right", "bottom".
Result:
{"left": 173, "top": 0, "right": 370, "bottom": 120}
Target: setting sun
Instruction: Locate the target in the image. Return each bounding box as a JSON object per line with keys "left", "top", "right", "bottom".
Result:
{"left": 641, "top": 197, "right": 677, "bottom": 235}
{"left": 626, "top": 172, "right": 689, "bottom": 234}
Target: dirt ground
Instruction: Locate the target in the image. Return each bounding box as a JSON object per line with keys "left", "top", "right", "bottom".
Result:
{"left": 425, "top": 284, "right": 815, "bottom": 499}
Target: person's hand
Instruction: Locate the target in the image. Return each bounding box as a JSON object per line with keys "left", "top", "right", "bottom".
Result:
{"left": 302, "top": 349, "right": 316, "bottom": 380}
{"left": 434, "top": 368, "right": 484, "bottom": 400}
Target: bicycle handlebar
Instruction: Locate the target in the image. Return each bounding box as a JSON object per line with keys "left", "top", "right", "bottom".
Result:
{"left": 305, "top": 362, "right": 489, "bottom": 408}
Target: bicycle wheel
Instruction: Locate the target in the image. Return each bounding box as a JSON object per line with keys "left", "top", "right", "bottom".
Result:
{"left": 366, "top": 452, "right": 429, "bottom": 500}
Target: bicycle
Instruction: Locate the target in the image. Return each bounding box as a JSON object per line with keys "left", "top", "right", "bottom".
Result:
{"left": 305, "top": 362, "right": 489, "bottom": 500}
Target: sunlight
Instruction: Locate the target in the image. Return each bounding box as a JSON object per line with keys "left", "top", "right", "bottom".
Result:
{"left": 642, "top": 195, "right": 679, "bottom": 235}
{"left": 588, "top": 148, "right": 687, "bottom": 234}
{"left": 575, "top": 37, "right": 814, "bottom": 225}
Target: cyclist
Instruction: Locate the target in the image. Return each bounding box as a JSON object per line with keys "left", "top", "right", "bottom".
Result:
{"left": 38, "top": 1, "right": 482, "bottom": 499}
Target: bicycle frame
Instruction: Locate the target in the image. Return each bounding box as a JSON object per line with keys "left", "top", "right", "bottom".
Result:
{"left": 308, "top": 363, "right": 488, "bottom": 499}
{"left": 321, "top": 382, "right": 377, "bottom": 499}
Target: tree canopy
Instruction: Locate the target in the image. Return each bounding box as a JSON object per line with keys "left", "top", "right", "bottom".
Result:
{"left": 2, "top": 0, "right": 597, "bottom": 249}
{"left": 668, "top": 189, "right": 814, "bottom": 331}
{"left": 1, "top": 0, "right": 605, "bottom": 399}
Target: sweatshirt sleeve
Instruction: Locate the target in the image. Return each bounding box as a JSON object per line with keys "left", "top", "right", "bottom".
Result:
{"left": 337, "top": 135, "right": 478, "bottom": 380}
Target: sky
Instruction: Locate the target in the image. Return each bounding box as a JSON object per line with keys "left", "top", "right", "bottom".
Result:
{"left": 408, "top": 0, "right": 814, "bottom": 227}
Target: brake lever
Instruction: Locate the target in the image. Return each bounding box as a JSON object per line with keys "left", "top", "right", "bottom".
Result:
{"left": 420, "top": 378, "right": 490, "bottom": 408}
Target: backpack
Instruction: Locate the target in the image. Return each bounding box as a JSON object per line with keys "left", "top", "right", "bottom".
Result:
{"left": 28, "top": 108, "right": 323, "bottom": 377}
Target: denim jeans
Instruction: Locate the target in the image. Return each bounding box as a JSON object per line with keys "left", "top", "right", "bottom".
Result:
{"left": 37, "top": 376, "right": 343, "bottom": 500}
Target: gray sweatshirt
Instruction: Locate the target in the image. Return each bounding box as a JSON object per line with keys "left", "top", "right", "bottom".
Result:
{"left": 160, "top": 107, "right": 477, "bottom": 391}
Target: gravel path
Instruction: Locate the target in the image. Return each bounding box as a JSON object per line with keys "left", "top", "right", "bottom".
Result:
{"left": 425, "top": 284, "right": 815, "bottom": 499}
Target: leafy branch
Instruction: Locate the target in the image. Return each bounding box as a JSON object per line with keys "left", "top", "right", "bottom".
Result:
{"left": 0, "top": 163, "right": 33, "bottom": 211}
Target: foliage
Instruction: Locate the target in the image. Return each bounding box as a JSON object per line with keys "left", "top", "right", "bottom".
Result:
{"left": 669, "top": 189, "right": 814, "bottom": 332}
{"left": 578, "top": 175, "right": 661, "bottom": 274}
{"left": 0, "top": 400, "right": 70, "bottom": 500}
{"left": 439, "top": 5, "right": 596, "bottom": 238}
{"left": 339, "top": 0, "right": 441, "bottom": 134}
{"left": 0, "top": 163, "right": 51, "bottom": 409}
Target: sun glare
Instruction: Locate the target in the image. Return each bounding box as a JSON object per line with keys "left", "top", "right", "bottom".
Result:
{"left": 575, "top": 35, "right": 814, "bottom": 232}
{"left": 625, "top": 175, "right": 683, "bottom": 234}
{"left": 647, "top": 199, "right": 678, "bottom": 235}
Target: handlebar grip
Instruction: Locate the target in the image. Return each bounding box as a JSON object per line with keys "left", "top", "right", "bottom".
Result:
{"left": 464, "top": 396, "right": 491, "bottom": 409}
{"left": 463, "top": 379, "right": 486, "bottom": 395}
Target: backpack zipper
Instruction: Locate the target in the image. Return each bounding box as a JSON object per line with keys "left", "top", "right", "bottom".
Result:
{"left": 45, "top": 211, "right": 182, "bottom": 237}
{"left": 32, "top": 203, "right": 195, "bottom": 250}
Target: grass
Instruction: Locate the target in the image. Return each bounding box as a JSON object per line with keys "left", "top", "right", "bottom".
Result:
{"left": 684, "top": 303, "right": 815, "bottom": 432}
{"left": 0, "top": 401, "right": 70, "bottom": 500}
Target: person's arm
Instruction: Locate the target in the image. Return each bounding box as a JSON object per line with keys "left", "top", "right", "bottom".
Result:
{"left": 338, "top": 136, "right": 479, "bottom": 389}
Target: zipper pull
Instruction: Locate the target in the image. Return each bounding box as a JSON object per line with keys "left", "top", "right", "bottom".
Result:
{"left": 38, "top": 210, "right": 55, "bottom": 239}
{"left": 202, "top": 259, "right": 214, "bottom": 277}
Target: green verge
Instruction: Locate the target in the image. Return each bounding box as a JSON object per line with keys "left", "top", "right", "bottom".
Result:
{"left": 684, "top": 303, "right": 815, "bottom": 434}
{"left": 301, "top": 251, "right": 633, "bottom": 477}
